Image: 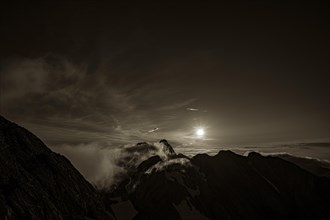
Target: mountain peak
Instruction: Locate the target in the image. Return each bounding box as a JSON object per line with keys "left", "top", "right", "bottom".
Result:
{"left": 159, "top": 139, "right": 176, "bottom": 156}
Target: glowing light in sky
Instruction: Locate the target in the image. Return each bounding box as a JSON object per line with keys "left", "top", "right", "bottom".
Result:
{"left": 196, "top": 128, "right": 205, "bottom": 137}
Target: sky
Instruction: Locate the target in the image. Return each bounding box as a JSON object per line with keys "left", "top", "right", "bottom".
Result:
{"left": 0, "top": 1, "right": 329, "bottom": 161}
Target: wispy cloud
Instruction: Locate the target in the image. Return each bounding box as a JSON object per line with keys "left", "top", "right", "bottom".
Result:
{"left": 0, "top": 56, "right": 203, "bottom": 148}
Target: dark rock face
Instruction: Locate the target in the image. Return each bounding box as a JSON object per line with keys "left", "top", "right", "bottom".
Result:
{"left": 110, "top": 144, "right": 330, "bottom": 220}
{"left": 137, "top": 155, "right": 162, "bottom": 173}
{"left": 0, "top": 116, "right": 114, "bottom": 220}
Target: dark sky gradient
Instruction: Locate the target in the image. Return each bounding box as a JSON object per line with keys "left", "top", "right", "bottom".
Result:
{"left": 0, "top": 1, "right": 329, "bottom": 157}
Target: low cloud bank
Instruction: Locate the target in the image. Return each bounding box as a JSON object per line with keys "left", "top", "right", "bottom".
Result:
{"left": 51, "top": 141, "right": 175, "bottom": 189}
{"left": 51, "top": 143, "right": 123, "bottom": 188}
{"left": 51, "top": 141, "right": 330, "bottom": 189}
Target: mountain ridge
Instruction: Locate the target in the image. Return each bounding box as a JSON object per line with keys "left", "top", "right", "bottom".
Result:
{"left": 1, "top": 115, "right": 329, "bottom": 220}
{"left": 109, "top": 141, "right": 330, "bottom": 219}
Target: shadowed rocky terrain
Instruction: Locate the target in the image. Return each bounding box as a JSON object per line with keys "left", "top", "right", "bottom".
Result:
{"left": 0, "top": 116, "right": 115, "bottom": 220}
{"left": 1, "top": 116, "right": 329, "bottom": 220}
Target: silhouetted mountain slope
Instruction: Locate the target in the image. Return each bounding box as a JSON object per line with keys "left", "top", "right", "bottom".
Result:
{"left": 192, "top": 151, "right": 330, "bottom": 219}
{"left": 110, "top": 142, "right": 330, "bottom": 220}
{"left": 0, "top": 116, "right": 114, "bottom": 220}
{"left": 278, "top": 154, "right": 330, "bottom": 178}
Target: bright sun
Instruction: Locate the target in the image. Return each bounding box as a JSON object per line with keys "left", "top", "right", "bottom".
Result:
{"left": 196, "top": 128, "right": 205, "bottom": 137}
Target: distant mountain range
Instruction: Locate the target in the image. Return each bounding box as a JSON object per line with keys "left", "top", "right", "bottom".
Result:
{"left": 1, "top": 116, "right": 329, "bottom": 220}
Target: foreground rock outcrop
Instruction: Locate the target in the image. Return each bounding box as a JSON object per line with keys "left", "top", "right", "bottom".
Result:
{"left": 0, "top": 116, "right": 114, "bottom": 220}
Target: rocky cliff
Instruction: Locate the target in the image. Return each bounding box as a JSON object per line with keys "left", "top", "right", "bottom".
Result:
{"left": 0, "top": 116, "right": 114, "bottom": 220}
